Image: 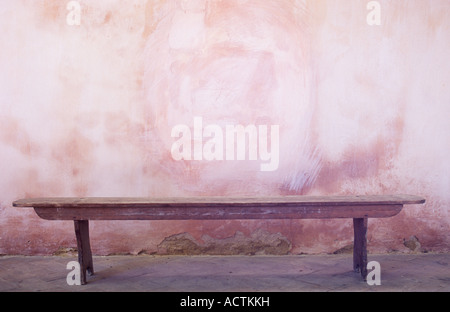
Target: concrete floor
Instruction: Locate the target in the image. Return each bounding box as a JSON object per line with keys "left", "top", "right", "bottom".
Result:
{"left": 0, "top": 253, "right": 449, "bottom": 292}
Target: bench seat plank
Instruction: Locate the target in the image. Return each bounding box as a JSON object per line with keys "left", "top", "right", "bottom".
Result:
{"left": 13, "top": 195, "right": 425, "bottom": 221}
{"left": 13, "top": 194, "right": 425, "bottom": 208}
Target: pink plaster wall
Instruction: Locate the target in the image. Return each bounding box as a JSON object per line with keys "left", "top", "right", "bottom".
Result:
{"left": 0, "top": 0, "right": 449, "bottom": 255}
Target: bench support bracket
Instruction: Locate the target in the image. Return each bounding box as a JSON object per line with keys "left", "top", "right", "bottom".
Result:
{"left": 353, "top": 217, "right": 368, "bottom": 280}
{"left": 74, "top": 220, "right": 94, "bottom": 285}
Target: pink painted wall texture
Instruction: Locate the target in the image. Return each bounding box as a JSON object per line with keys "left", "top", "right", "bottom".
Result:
{"left": 0, "top": 0, "right": 449, "bottom": 255}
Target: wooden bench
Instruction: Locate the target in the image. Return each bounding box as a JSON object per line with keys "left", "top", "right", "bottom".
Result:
{"left": 13, "top": 195, "right": 425, "bottom": 285}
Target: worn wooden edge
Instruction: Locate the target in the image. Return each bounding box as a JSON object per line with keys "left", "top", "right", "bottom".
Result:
{"left": 13, "top": 195, "right": 426, "bottom": 208}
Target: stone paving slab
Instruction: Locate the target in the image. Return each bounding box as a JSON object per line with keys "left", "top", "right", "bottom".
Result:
{"left": 0, "top": 253, "right": 449, "bottom": 292}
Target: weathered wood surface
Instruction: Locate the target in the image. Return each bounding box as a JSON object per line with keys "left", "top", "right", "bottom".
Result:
{"left": 74, "top": 220, "right": 93, "bottom": 285}
{"left": 353, "top": 218, "right": 368, "bottom": 279}
{"left": 13, "top": 195, "right": 425, "bottom": 221}
{"left": 13, "top": 195, "right": 425, "bottom": 207}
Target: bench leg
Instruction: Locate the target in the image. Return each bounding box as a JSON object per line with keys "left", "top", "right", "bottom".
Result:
{"left": 353, "top": 218, "right": 368, "bottom": 280}
{"left": 74, "top": 220, "right": 94, "bottom": 285}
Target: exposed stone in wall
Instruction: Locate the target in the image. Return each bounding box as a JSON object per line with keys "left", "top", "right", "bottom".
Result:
{"left": 52, "top": 247, "right": 77, "bottom": 257}
{"left": 403, "top": 236, "right": 422, "bottom": 253}
{"left": 332, "top": 244, "right": 353, "bottom": 255}
{"left": 157, "top": 229, "right": 291, "bottom": 256}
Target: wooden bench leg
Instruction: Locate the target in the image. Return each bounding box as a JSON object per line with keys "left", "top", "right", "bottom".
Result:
{"left": 74, "top": 220, "right": 94, "bottom": 285}
{"left": 353, "top": 218, "right": 368, "bottom": 281}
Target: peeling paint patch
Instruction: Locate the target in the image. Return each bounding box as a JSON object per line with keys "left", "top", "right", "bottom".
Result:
{"left": 157, "top": 229, "right": 291, "bottom": 255}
